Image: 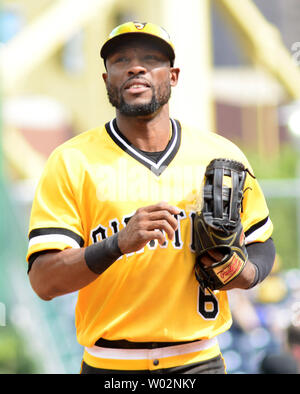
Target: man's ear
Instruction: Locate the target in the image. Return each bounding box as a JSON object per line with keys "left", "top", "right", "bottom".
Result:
{"left": 102, "top": 73, "right": 108, "bottom": 84}
{"left": 170, "top": 67, "right": 180, "bottom": 87}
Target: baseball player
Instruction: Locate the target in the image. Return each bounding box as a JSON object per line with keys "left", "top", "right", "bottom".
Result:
{"left": 27, "top": 22, "right": 275, "bottom": 374}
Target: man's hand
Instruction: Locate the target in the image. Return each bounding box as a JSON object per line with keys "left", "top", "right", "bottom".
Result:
{"left": 199, "top": 249, "right": 224, "bottom": 267}
{"left": 117, "top": 202, "right": 180, "bottom": 254}
{"left": 29, "top": 202, "right": 180, "bottom": 301}
{"left": 199, "top": 249, "right": 257, "bottom": 290}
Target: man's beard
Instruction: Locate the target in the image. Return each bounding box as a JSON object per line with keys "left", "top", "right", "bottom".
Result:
{"left": 106, "top": 80, "right": 171, "bottom": 117}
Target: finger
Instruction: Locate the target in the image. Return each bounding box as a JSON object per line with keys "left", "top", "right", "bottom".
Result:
{"left": 136, "top": 229, "right": 166, "bottom": 246}
{"left": 141, "top": 201, "right": 180, "bottom": 215}
{"left": 206, "top": 249, "right": 225, "bottom": 261}
{"left": 200, "top": 250, "right": 225, "bottom": 267}
{"left": 148, "top": 210, "right": 178, "bottom": 231}
{"left": 150, "top": 229, "right": 167, "bottom": 246}
{"left": 200, "top": 253, "right": 215, "bottom": 267}
{"left": 146, "top": 220, "right": 176, "bottom": 241}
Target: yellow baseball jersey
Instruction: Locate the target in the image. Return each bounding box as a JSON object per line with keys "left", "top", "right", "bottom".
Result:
{"left": 27, "top": 118, "right": 273, "bottom": 370}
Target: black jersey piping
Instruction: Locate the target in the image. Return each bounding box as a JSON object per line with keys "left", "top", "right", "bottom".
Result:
{"left": 244, "top": 217, "right": 269, "bottom": 238}
{"left": 27, "top": 227, "right": 84, "bottom": 274}
{"left": 29, "top": 227, "right": 84, "bottom": 247}
{"left": 105, "top": 118, "right": 182, "bottom": 176}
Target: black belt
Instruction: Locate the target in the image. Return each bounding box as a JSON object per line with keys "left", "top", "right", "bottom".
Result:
{"left": 95, "top": 338, "right": 200, "bottom": 349}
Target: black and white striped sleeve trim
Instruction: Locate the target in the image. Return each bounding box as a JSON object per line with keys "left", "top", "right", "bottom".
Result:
{"left": 245, "top": 217, "right": 272, "bottom": 245}
{"left": 28, "top": 227, "right": 84, "bottom": 249}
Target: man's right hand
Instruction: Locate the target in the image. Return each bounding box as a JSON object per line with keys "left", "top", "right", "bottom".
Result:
{"left": 29, "top": 202, "right": 180, "bottom": 301}
{"left": 117, "top": 202, "right": 180, "bottom": 254}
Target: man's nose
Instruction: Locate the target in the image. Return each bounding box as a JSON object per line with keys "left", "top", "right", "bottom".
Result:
{"left": 127, "top": 60, "right": 147, "bottom": 76}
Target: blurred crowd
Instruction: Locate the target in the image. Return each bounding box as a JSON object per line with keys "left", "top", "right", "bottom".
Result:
{"left": 219, "top": 256, "right": 300, "bottom": 374}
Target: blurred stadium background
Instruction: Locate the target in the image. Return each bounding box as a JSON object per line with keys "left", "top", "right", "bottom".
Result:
{"left": 1, "top": 0, "right": 300, "bottom": 374}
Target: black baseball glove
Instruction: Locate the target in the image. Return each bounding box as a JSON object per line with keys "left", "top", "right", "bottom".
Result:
{"left": 194, "top": 158, "right": 254, "bottom": 291}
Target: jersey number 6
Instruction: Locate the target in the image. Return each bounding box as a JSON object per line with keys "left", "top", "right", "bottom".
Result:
{"left": 198, "top": 287, "right": 219, "bottom": 319}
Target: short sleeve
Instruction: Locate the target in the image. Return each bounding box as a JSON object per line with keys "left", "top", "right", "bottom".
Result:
{"left": 240, "top": 161, "right": 273, "bottom": 245}
{"left": 26, "top": 148, "right": 84, "bottom": 263}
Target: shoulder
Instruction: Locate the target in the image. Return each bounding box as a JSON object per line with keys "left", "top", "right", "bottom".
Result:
{"left": 38, "top": 125, "right": 106, "bottom": 181}
{"left": 46, "top": 125, "right": 106, "bottom": 164}
{"left": 180, "top": 122, "right": 251, "bottom": 168}
{"left": 55, "top": 125, "right": 105, "bottom": 154}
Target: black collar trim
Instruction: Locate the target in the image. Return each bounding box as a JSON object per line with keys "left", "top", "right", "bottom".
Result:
{"left": 105, "top": 118, "right": 181, "bottom": 176}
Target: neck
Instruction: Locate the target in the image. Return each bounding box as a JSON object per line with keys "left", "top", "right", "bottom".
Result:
{"left": 115, "top": 105, "right": 171, "bottom": 152}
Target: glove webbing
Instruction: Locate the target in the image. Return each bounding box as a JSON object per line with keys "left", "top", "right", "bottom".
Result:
{"left": 204, "top": 162, "right": 247, "bottom": 231}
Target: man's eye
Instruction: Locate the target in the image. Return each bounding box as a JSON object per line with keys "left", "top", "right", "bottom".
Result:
{"left": 114, "top": 56, "right": 128, "bottom": 63}
{"left": 145, "top": 55, "right": 159, "bottom": 61}
{"left": 145, "top": 55, "right": 166, "bottom": 65}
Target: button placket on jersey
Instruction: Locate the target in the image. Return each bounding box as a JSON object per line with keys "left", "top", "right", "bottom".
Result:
{"left": 147, "top": 346, "right": 164, "bottom": 369}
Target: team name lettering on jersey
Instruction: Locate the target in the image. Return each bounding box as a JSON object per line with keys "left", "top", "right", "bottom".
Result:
{"left": 90, "top": 209, "right": 195, "bottom": 253}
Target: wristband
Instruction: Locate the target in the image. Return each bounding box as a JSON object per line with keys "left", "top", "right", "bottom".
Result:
{"left": 246, "top": 238, "right": 276, "bottom": 288}
{"left": 248, "top": 263, "right": 259, "bottom": 288}
{"left": 84, "top": 233, "right": 122, "bottom": 275}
